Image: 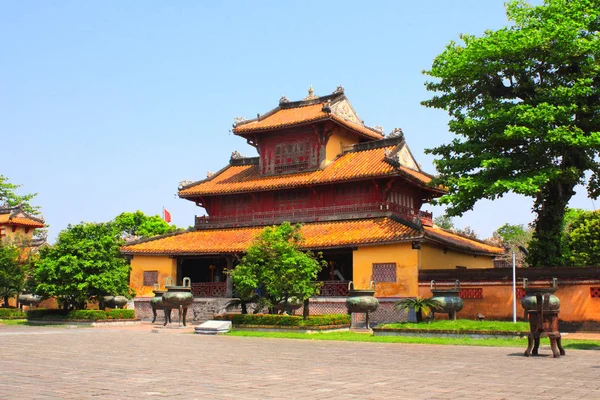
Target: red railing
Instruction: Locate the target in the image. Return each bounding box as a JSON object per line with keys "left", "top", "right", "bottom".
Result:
{"left": 191, "top": 282, "right": 227, "bottom": 298}
{"left": 189, "top": 281, "right": 349, "bottom": 298}
{"left": 319, "top": 281, "right": 350, "bottom": 297}
{"left": 196, "top": 202, "right": 433, "bottom": 229}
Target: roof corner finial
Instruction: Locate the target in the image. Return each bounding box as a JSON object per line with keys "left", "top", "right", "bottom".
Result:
{"left": 304, "top": 84, "right": 318, "bottom": 100}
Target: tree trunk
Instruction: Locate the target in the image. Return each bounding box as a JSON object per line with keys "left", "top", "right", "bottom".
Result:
{"left": 241, "top": 302, "right": 248, "bottom": 315}
{"left": 2, "top": 296, "right": 8, "bottom": 308}
{"left": 528, "top": 180, "right": 577, "bottom": 267}
{"left": 302, "top": 298, "right": 309, "bottom": 319}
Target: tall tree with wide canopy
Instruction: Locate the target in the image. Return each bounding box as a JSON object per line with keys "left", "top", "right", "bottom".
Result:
{"left": 423, "top": 0, "right": 600, "bottom": 267}
{"left": 0, "top": 175, "right": 40, "bottom": 215}
{"left": 230, "top": 222, "right": 325, "bottom": 315}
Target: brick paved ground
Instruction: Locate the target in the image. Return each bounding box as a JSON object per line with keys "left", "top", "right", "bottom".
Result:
{"left": 1, "top": 323, "right": 599, "bottom": 399}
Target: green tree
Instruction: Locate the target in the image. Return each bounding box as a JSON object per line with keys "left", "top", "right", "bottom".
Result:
{"left": 422, "top": 0, "right": 600, "bottom": 267}
{"left": 564, "top": 210, "right": 600, "bottom": 266}
{"left": 34, "top": 222, "right": 133, "bottom": 310}
{"left": 434, "top": 214, "right": 455, "bottom": 230}
{"left": 0, "top": 175, "right": 40, "bottom": 215}
{"left": 113, "top": 211, "right": 178, "bottom": 241}
{"left": 230, "top": 222, "right": 325, "bottom": 316}
{"left": 0, "top": 239, "right": 24, "bottom": 307}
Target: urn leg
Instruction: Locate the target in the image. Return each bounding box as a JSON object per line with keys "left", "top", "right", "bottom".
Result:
{"left": 524, "top": 335, "right": 533, "bottom": 357}
{"left": 151, "top": 307, "right": 157, "bottom": 324}
{"left": 532, "top": 337, "right": 540, "bottom": 355}
{"left": 163, "top": 308, "right": 171, "bottom": 326}
{"left": 182, "top": 307, "right": 188, "bottom": 327}
{"left": 550, "top": 336, "right": 560, "bottom": 358}
{"left": 557, "top": 336, "right": 566, "bottom": 356}
{"left": 449, "top": 311, "right": 456, "bottom": 321}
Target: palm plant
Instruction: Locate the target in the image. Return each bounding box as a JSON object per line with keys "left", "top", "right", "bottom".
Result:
{"left": 394, "top": 297, "right": 440, "bottom": 323}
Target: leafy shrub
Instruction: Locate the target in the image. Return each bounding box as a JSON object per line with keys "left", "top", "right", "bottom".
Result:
{"left": 0, "top": 308, "right": 26, "bottom": 319}
{"left": 27, "top": 309, "right": 67, "bottom": 320}
{"left": 215, "top": 313, "right": 350, "bottom": 327}
{"left": 27, "top": 308, "right": 134, "bottom": 321}
{"left": 107, "top": 309, "right": 135, "bottom": 319}
{"left": 67, "top": 310, "right": 108, "bottom": 320}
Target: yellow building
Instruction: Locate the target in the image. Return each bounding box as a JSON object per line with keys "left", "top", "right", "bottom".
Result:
{"left": 121, "top": 87, "right": 504, "bottom": 321}
{"left": 0, "top": 206, "right": 45, "bottom": 243}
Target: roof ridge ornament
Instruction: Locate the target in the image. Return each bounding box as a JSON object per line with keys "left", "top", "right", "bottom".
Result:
{"left": 322, "top": 101, "right": 332, "bottom": 113}
{"left": 388, "top": 127, "right": 404, "bottom": 139}
{"left": 233, "top": 116, "right": 247, "bottom": 127}
{"left": 230, "top": 150, "right": 244, "bottom": 160}
{"left": 374, "top": 125, "right": 384, "bottom": 134}
{"left": 304, "top": 84, "right": 318, "bottom": 100}
{"left": 178, "top": 180, "right": 194, "bottom": 189}
{"left": 279, "top": 95, "right": 290, "bottom": 104}
{"left": 333, "top": 85, "right": 344, "bottom": 95}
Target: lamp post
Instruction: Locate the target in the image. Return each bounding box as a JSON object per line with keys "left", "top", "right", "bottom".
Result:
{"left": 512, "top": 251, "right": 516, "bottom": 323}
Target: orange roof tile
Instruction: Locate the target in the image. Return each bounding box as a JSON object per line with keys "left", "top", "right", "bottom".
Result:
{"left": 121, "top": 218, "right": 421, "bottom": 255}
{"left": 424, "top": 226, "right": 505, "bottom": 256}
{"left": 8, "top": 217, "right": 45, "bottom": 228}
{"left": 233, "top": 103, "right": 383, "bottom": 140}
{"left": 179, "top": 146, "right": 437, "bottom": 197}
{"left": 0, "top": 211, "right": 45, "bottom": 228}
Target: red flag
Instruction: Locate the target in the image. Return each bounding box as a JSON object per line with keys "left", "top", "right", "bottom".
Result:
{"left": 163, "top": 208, "right": 172, "bottom": 223}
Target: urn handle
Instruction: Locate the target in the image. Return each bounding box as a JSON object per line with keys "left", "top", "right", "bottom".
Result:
{"left": 348, "top": 281, "right": 354, "bottom": 291}
{"left": 454, "top": 280, "right": 460, "bottom": 290}
{"left": 166, "top": 276, "right": 174, "bottom": 286}
{"left": 430, "top": 280, "right": 436, "bottom": 291}
{"left": 370, "top": 281, "right": 376, "bottom": 291}
{"left": 153, "top": 283, "right": 160, "bottom": 291}
{"left": 183, "top": 277, "right": 191, "bottom": 287}
{"left": 522, "top": 278, "right": 528, "bottom": 290}
{"left": 552, "top": 277, "right": 558, "bottom": 289}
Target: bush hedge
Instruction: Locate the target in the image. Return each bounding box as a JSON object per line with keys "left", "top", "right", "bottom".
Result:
{"left": 27, "top": 308, "right": 135, "bottom": 321}
{"left": 215, "top": 313, "right": 350, "bottom": 327}
{"left": 0, "top": 308, "right": 26, "bottom": 320}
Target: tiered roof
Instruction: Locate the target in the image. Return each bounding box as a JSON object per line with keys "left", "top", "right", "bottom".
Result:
{"left": 179, "top": 139, "right": 441, "bottom": 197}
{"left": 121, "top": 217, "right": 503, "bottom": 256}
{"left": 233, "top": 86, "right": 384, "bottom": 140}
{"left": 0, "top": 206, "right": 45, "bottom": 228}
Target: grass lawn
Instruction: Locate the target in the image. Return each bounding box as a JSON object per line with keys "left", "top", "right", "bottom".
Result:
{"left": 227, "top": 330, "right": 600, "bottom": 350}
{"left": 378, "top": 319, "right": 529, "bottom": 332}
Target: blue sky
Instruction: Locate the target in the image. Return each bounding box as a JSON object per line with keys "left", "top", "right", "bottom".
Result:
{"left": 1, "top": 1, "right": 595, "bottom": 242}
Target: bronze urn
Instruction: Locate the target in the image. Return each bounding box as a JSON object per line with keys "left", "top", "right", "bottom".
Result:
{"left": 162, "top": 277, "right": 194, "bottom": 327}
{"left": 346, "top": 281, "right": 379, "bottom": 329}
{"left": 430, "top": 280, "right": 463, "bottom": 320}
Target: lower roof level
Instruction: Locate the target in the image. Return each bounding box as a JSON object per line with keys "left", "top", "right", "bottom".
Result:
{"left": 121, "top": 217, "right": 504, "bottom": 257}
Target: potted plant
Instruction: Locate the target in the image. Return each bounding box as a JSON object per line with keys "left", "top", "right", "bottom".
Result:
{"left": 394, "top": 297, "right": 440, "bottom": 323}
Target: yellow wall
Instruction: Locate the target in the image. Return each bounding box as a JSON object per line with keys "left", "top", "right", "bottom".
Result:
{"left": 130, "top": 255, "right": 177, "bottom": 297}
{"left": 0, "top": 224, "right": 35, "bottom": 241}
{"left": 324, "top": 127, "right": 358, "bottom": 164}
{"left": 352, "top": 243, "right": 419, "bottom": 297}
{"left": 419, "top": 243, "right": 495, "bottom": 270}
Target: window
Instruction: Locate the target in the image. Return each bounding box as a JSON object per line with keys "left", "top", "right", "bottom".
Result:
{"left": 221, "top": 195, "right": 252, "bottom": 214}
{"left": 0, "top": 227, "right": 5, "bottom": 238}
{"left": 274, "top": 190, "right": 310, "bottom": 210}
{"left": 335, "top": 183, "right": 371, "bottom": 204}
{"left": 591, "top": 287, "right": 600, "bottom": 299}
{"left": 459, "top": 288, "right": 483, "bottom": 299}
{"left": 143, "top": 271, "right": 159, "bottom": 287}
{"left": 387, "top": 191, "right": 414, "bottom": 210}
{"left": 372, "top": 263, "right": 396, "bottom": 282}
{"left": 274, "top": 140, "right": 311, "bottom": 173}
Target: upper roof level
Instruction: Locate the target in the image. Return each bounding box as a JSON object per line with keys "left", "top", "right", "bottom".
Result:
{"left": 232, "top": 86, "right": 384, "bottom": 141}
{"left": 0, "top": 206, "right": 45, "bottom": 229}
{"left": 178, "top": 136, "right": 443, "bottom": 198}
